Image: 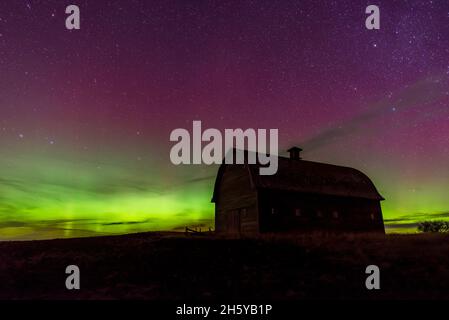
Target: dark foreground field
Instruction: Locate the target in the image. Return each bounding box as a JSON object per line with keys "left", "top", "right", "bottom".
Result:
{"left": 1, "top": 232, "right": 449, "bottom": 300}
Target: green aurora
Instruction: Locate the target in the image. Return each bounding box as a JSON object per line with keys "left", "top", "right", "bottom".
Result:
{"left": 1, "top": 142, "right": 448, "bottom": 240}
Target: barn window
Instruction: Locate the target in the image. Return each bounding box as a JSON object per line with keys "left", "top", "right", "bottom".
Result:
{"left": 333, "top": 211, "right": 339, "bottom": 219}
{"left": 295, "top": 208, "right": 301, "bottom": 217}
{"left": 271, "top": 208, "right": 277, "bottom": 215}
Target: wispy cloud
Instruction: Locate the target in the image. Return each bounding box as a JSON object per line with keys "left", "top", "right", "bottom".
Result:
{"left": 300, "top": 75, "right": 449, "bottom": 152}
{"left": 384, "top": 211, "right": 449, "bottom": 232}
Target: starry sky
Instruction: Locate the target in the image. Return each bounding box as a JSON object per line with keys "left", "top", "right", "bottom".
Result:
{"left": 0, "top": 0, "right": 448, "bottom": 240}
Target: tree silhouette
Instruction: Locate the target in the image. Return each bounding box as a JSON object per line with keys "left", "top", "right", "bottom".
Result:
{"left": 417, "top": 221, "right": 449, "bottom": 233}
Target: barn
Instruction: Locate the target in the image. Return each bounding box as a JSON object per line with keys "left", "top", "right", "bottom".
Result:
{"left": 212, "top": 147, "right": 385, "bottom": 234}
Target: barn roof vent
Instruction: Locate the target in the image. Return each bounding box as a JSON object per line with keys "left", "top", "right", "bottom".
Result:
{"left": 287, "top": 146, "right": 303, "bottom": 160}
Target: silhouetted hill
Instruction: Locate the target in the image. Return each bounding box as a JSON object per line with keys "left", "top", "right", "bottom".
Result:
{"left": 1, "top": 232, "right": 449, "bottom": 299}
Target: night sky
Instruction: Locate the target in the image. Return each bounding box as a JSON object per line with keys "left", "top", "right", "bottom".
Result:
{"left": 0, "top": 0, "right": 448, "bottom": 240}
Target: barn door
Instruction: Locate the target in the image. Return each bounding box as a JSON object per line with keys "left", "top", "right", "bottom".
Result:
{"left": 227, "top": 210, "right": 240, "bottom": 234}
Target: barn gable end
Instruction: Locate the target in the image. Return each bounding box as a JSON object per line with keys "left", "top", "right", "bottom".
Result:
{"left": 213, "top": 164, "right": 259, "bottom": 234}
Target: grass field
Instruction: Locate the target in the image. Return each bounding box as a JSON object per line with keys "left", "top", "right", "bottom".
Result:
{"left": 1, "top": 231, "right": 449, "bottom": 300}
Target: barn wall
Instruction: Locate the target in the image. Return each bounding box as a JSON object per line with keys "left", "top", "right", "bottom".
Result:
{"left": 258, "top": 190, "right": 384, "bottom": 233}
{"left": 215, "top": 165, "right": 259, "bottom": 234}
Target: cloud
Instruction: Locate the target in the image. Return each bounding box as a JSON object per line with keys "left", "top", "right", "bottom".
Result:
{"left": 384, "top": 211, "right": 449, "bottom": 231}
{"left": 300, "top": 75, "right": 449, "bottom": 152}
{"left": 101, "top": 219, "right": 154, "bottom": 226}
{"left": 384, "top": 211, "right": 449, "bottom": 222}
{"left": 385, "top": 223, "right": 419, "bottom": 229}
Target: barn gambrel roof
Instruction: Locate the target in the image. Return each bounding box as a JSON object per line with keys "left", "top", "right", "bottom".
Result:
{"left": 212, "top": 152, "right": 384, "bottom": 202}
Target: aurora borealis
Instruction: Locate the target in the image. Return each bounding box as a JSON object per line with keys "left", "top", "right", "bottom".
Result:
{"left": 0, "top": 0, "right": 448, "bottom": 240}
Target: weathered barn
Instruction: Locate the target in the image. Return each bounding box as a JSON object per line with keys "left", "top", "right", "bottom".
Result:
{"left": 212, "top": 147, "right": 385, "bottom": 234}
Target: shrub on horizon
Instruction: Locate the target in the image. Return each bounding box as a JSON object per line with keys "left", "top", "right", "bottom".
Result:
{"left": 417, "top": 221, "right": 449, "bottom": 233}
